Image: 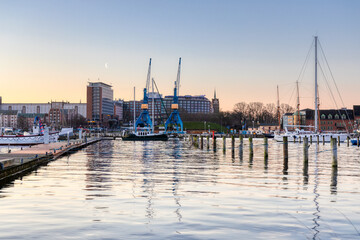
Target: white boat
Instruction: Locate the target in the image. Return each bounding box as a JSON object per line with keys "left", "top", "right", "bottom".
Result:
{"left": 275, "top": 36, "right": 350, "bottom": 142}
{"left": 274, "top": 126, "right": 348, "bottom": 142}
{"left": 0, "top": 119, "right": 59, "bottom": 145}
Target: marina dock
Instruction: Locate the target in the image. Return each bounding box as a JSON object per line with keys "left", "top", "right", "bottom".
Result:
{"left": 0, "top": 138, "right": 101, "bottom": 184}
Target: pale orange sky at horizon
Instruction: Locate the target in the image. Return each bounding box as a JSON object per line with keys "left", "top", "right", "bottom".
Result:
{"left": 1, "top": 1, "right": 359, "bottom": 111}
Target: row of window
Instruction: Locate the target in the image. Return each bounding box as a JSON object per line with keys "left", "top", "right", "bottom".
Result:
{"left": 321, "top": 114, "right": 347, "bottom": 120}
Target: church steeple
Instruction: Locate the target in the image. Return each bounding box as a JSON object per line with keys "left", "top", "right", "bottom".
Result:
{"left": 212, "top": 88, "right": 219, "bottom": 113}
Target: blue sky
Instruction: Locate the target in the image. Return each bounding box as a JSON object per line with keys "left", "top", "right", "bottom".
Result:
{"left": 0, "top": 0, "right": 359, "bottom": 110}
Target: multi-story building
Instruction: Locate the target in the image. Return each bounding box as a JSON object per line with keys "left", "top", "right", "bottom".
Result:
{"left": 211, "top": 90, "right": 220, "bottom": 113}
{"left": 302, "top": 108, "right": 355, "bottom": 132}
{"left": 86, "top": 82, "right": 114, "bottom": 122}
{"left": 163, "top": 95, "right": 211, "bottom": 114}
{"left": 0, "top": 98, "right": 86, "bottom": 117}
{"left": 0, "top": 110, "right": 18, "bottom": 129}
{"left": 283, "top": 107, "right": 359, "bottom": 132}
{"left": 354, "top": 105, "right": 360, "bottom": 130}
{"left": 114, "top": 99, "right": 124, "bottom": 122}
{"left": 282, "top": 113, "right": 294, "bottom": 130}
{"left": 123, "top": 94, "right": 212, "bottom": 125}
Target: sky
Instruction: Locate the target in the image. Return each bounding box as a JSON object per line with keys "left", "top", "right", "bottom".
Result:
{"left": 0, "top": 0, "right": 359, "bottom": 111}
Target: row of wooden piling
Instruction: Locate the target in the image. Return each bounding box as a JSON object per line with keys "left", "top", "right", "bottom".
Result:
{"left": 189, "top": 135, "right": 345, "bottom": 168}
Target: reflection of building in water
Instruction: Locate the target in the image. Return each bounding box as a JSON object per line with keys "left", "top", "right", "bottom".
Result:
{"left": 84, "top": 141, "right": 114, "bottom": 200}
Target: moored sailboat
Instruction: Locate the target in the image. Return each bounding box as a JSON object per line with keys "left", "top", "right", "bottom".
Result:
{"left": 275, "top": 36, "right": 350, "bottom": 142}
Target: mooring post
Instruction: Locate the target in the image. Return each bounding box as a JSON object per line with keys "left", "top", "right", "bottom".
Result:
{"left": 323, "top": 135, "right": 325, "bottom": 145}
{"left": 207, "top": 135, "right": 210, "bottom": 150}
{"left": 331, "top": 138, "right": 338, "bottom": 168}
{"left": 264, "top": 137, "right": 268, "bottom": 159}
{"left": 249, "top": 136, "right": 253, "bottom": 158}
{"left": 223, "top": 136, "right": 226, "bottom": 153}
{"left": 239, "top": 135, "right": 243, "bottom": 160}
{"left": 213, "top": 136, "right": 217, "bottom": 152}
{"left": 347, "top": 136, "right": 350, "bottom": 147}
{"left": 231, "top": 135, "right": 235, "bottom": 153}
{"left": 310, "top": 135, "right": 312, "bottom": 144}
{"left": 303, "top": 137, "right": 309, "bottom": 165}
{"left": 299, "top": 136, "right": 302, "bottom": 143}
{"left": 200, "top": 136, "right": 204, "bottom": 149}
{"left": 338, "top": 136, "right": 340, "bottom": 146}
{"left": 317, "top": 135, "right": 319, "bottom": 144}
{"left": 283, "top": 136, "right": 288, "bottom": 161}
{"left": 358, "top": 136, "right": 360, "bottom": 147}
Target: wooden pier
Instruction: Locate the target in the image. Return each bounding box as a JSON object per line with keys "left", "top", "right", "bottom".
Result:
{"left": 0, "top": 138, "right": 101, "bottom": 184}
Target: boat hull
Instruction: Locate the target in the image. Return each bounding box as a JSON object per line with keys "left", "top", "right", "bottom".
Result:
{"left": 0, "top": 133, "right": 59, "bottom": 145}
{"left": 351, "top": 139, "right": 359, "bottom": 145}
{"left": 122, "top": 133, "right": 168, "bottom": 141}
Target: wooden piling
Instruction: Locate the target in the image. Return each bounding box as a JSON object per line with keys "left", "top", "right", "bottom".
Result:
{"left": 207, "top": 135, "right": 210, "bottom": 150}
{"left": 200, "top": 136, "right": 204, "bottom": 149}
{"left": 357, "top": 136, "right": 359, "bottom": 147}
{"left": 249, "top": 136, "right": 253, "bottom": 158}
{"left": 223, "top": 136, "right": 226, "bottom": 153}
{"left": 331, "top": 138, "right": 338, "bottom": 168}
{"left": 213, "top": 136, "right": 217, "bottom": 152}
{"left": 323, "top": 135, "right": 325, "bottom": 145}
{"left": 317, "top": 135, "right": 319, "bottom": 144}
{"left": 338, "top": 136, "right": 340, "bottom": 146}
{"left": 264, "top": 137, "right": 268, "bottom": 159}
{"left": 347, "top": 136, "right": 350, "bottom": 147}
{"left": 239, "top": 135, "right": 243, "bottom": 161}
{"left": 231, "top": 135, "right": 235, "bottom": 153}
{"left": 310, "top": 135, "right": 312, "bottom": 144}
{"left": 303, "top": 137, "right": 309, "bottom": 165}
{"left": 283, "top": 136, "right": 288, "bottom": 161}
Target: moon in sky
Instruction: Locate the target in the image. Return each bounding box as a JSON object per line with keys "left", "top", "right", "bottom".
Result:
{"left": 105, "top": 63, "right": 108, "bottom": 69}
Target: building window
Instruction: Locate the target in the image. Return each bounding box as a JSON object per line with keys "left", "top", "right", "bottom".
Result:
{"left": 37, "top": 106, "right": 40, "bottom": 114}
{"left": 335, "top": 114, "right": 339, "bottom": 119}
{"left": 328, "top": 114, "right": 332, "bottom": 119}
{"left": 321, "top": 114, "right": 325, "bottom": 119}
{"left": 342, "top": 114, "right": 346, "bottom": 120}
{"left": 22, "top": 106, "right": 26, "bottom": 114}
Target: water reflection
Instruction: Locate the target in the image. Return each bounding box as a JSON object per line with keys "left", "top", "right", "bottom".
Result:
{"left": 141, "top": 142, "right": 155, "bottom": 221}
{"left": 85, "top": 141, "right": 113, "bottom": 200}
{"left": 312, "top": 145, "right": 321, "bottom": 240}
{"left": 331, "top": 166, "right": 338, "bottom": 195}
{"left": 171, "top": 140, "right": 182, "bottom": 222}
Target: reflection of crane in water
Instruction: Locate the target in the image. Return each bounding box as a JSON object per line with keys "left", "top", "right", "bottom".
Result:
{"left": 312, "top": 144, "right": 320, "bottom": 239}
{"left": 140, "top": 142, "right": 155, "bottom": 222}
{"left": 171, "top": 139, "right": 182, "bottom": 222}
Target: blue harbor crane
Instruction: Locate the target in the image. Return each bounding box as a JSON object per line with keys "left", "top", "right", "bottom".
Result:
{"left": 135, "top": 58, "right": 153, "bottom": 132}
{"left": 165, "top": 58, "right": 184, "bottom": 134}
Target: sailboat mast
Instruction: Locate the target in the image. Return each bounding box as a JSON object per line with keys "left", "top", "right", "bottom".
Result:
{"left": 277, "top": 85, "right": 280, "bottom": 130}
{"left": 133, "top": 87, "right": 136, "bottom": 132}
{"left": 296, "top": 81, "right": 300, "bottom": 127}
{"left": 314, "top": 36, "right": 319, "bottom": 133}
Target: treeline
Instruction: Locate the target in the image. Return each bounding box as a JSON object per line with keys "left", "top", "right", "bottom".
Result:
{"left": 181, "top": 102, "right": 294, "bottom": 129}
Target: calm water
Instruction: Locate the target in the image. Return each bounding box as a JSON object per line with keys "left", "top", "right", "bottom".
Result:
{"left": 0, "top": 138, "right": 360, "bottom": 239}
